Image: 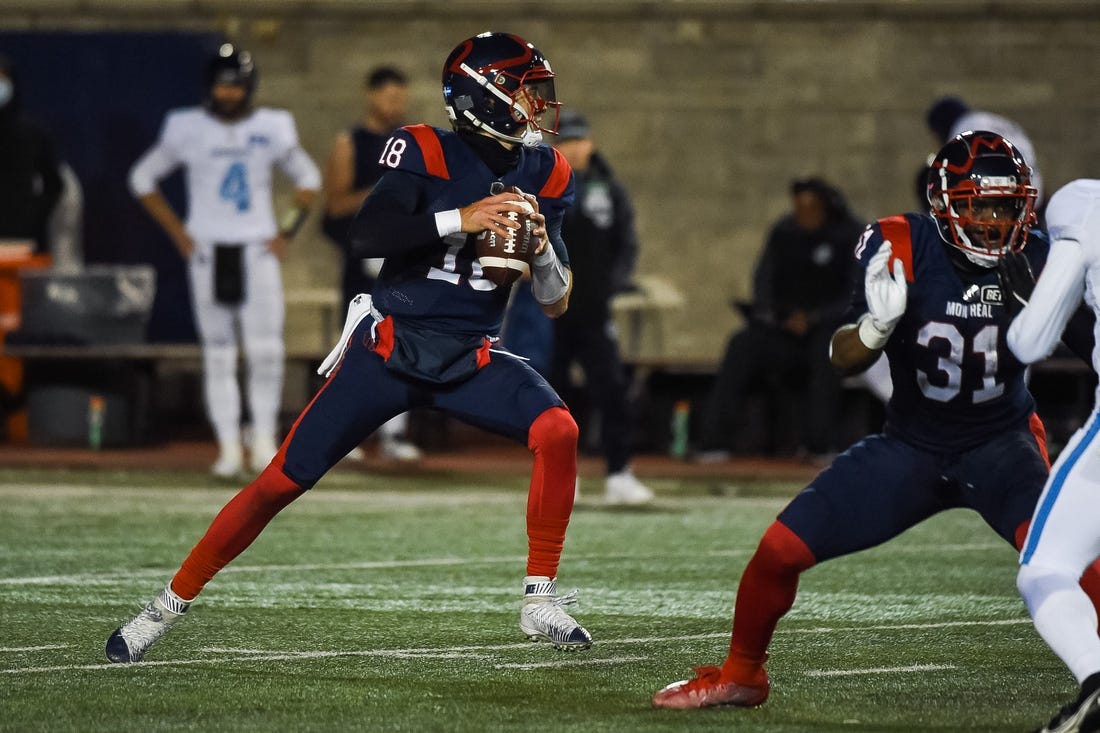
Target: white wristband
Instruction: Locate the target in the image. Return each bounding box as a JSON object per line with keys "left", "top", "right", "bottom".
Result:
{"left": 857, "top": 313, "right": 892, "bottom": 350}
{"left": 434, "top": 209, "right": 462, "bottom": 237}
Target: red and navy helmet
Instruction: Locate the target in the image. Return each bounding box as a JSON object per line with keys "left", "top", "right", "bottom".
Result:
{"left": 926, "top": 130, "right": 1037, "bottom": 267}
{"left": 442, "top": 32, "right": 560, "bottom": 148}
{"left": 204, "top": 43, "right": 257, "bottom": 117}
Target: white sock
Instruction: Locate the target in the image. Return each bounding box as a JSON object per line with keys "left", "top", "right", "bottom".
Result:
{"left": 1019, "top": 564, "right": 1100, "bottom": 683}
{"left": 379, "top": 413, "right": 409, "bottom": 441}
{"left": 203, "top": 346, "right": 240, "bottom": 446}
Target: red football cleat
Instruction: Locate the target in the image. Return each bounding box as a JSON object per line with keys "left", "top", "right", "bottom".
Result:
{"left": 652, "top": 665, "right": 770, "bottom": 709}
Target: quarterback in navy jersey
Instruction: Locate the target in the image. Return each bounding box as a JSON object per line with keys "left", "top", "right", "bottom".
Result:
{"left": 653, "top": 131, "right": 1100, "bottom": 711}
{"left": 105, "top": 32, "right": 594, "bottom": 665}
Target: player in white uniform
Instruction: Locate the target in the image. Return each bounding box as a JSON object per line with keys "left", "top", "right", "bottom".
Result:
{"left": 129, "top": 44, "right": 321, "bottom": 477}
{"left": 1006, "top": 179, "right": 1100, "bottom": 733}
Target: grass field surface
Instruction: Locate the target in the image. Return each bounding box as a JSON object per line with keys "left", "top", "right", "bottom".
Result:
{"left": 0, "top": 467, "right": 1074, "bottom": 732}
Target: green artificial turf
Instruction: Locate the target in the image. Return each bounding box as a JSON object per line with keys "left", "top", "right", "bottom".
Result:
{"left": 0, "top": 468, "right": 1073, "bottom": 732}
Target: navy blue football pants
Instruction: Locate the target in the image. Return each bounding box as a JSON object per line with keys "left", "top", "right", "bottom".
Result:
{"left": 778, "top": 420, "right": 1049, "bottom": 561}
{"left": 280, "top": 319, "right": 564, "bottom": 489}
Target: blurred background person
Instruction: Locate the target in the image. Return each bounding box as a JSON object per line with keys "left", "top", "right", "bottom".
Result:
{"left": 321, "top": 65, "right": 420, "bottom": 462}
{"left": 548, "top": 111, "right": 654, "bottom": 505}
{"left": 129, "top": 44, "right": 320, "bottom": 477}
{"left": 0, "top": 54, "right": 71, "bottom": 442}
{"left": 694, "top": 177, "right": 864, "bottom": 463}
{"left": 921, "top": 95, "right": 1043, "bottom": 210}
{"left": 0, "top": 54, "right": 63, "bottom": 257}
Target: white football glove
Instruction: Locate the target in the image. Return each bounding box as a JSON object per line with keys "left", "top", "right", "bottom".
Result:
{"left": 859, "top": 239, "right": 907, "bottom": 350}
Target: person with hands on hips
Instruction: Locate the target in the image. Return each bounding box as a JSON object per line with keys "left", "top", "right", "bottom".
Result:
{"left": 129, "top": 44, "right": 320, "bottom": 478}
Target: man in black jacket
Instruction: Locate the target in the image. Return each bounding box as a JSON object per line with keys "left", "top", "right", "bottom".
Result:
{"left": 695, "top": 177, "right": 865, "bottom": 461}
{"left": 551, "top": 112, "right": 654, "bottom": 505}
{"left": 0, "top": 55, "right": 62, "bottom": 253}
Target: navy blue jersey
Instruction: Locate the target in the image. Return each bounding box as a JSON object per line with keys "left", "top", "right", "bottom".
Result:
{"left": 349, "top": 125, "right": 390, "bottom": 190}
{"left": 367, "top": 124, "right": 574, "bottom": 337}
{"left": 849, "top": 213, "right": 1050, "bottom": 451}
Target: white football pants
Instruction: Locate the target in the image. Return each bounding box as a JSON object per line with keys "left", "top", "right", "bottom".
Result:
{"left": 1018, "top": 408, "right": 1100, "bottom": 683}
{"left": 188, "top": 239, "right": 285, "bottom": 449}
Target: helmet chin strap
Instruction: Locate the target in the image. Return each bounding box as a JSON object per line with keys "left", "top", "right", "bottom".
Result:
{"left": 459, "top": 109, "right": 543, "bottom": 147}
{"left": 455, "top": 62, "right": 545, "bottom": 148}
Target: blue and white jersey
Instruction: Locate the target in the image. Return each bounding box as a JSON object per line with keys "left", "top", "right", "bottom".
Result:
{"left": 1008, "top": 179, "right": 1100, "bottom": 391}
{"left": 129, "top": 106, "right": 320, "bottom": 242}
{"left": 851, "top": 213, "right": 1050, "bottom": 450}
{"left": 367, "top": 124, "right": 574, "bottom": 337}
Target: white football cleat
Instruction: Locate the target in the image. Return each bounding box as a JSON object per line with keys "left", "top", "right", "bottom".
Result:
{"left": 519, "top": 576, "right": 592, "bottom": 651}
{"left": 105, "top": 586, "right": 191, "bottom": 663}
{"left": 211, "top": 442, "right": 243, "bottom": 478}
{"left": 249, "top": 435, "right": 279, "bottom": 473}
{"left": 380, "top": 437, "right": 422, "bottom": 463}
{"left": 605, "top": 470, "right": 655, "bottom": 505}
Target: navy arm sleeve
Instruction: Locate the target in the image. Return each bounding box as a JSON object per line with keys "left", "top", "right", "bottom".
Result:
{"left": 347, "top": 170, "right": 441, "bottom": 259}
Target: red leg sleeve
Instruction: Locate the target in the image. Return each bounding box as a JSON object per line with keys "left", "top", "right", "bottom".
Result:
{"left": 171, "top": 463, "right": 306, "bottom": 600}
{"left": 724, "top": 520, "right": 817, "bottom": 684}
{"left": 525, "top": 407, "right": 578, "bottom": 579}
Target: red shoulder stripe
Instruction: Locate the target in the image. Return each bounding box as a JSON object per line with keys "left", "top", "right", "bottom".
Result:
{"left": 404, "top": 124, "right": 450, "bottom": 180}
{"left": 538, "top": 148, "right": 572, "bottom": 198}
{"left": 877, "top": 215, "right": 915, "bottom": 282}
{"left": 1029, "top": 412, "right": 1050, "bottom": 468}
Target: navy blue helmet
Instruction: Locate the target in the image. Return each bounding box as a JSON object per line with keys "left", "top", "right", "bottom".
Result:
{"left": 204, "top": 43, "right": 256, "bottom": 118}
{"left": 442, "top": 32, "right": 560, "bottom": 148}
{"left": 926, "top": 130, "right": 1037, "bottom": 267}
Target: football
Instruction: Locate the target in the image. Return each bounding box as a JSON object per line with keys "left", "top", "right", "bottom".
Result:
{"left": 475, "top": 191, "right": 537, "bottom": 287}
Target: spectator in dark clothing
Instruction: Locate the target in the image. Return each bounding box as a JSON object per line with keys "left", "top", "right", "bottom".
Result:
{"left": 322, "top": 66, "right": 409, "bottom": 306}
{"left": 0, "top": 55, "right": 62, "bottom": 253}
{"left": 695, "top": 177, "right": 865, "bottom": 461}
{"left": 550, "top": 111, "right": 654, "bottom": 505}
{"left": 321, "top": 65, "right": 421, "bottom": 463}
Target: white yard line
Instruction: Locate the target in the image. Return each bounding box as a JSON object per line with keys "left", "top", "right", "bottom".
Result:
{"left": 0, "top": 645, "right": 68, "bottom": 653}
{"left": 806, "top": 663, "right": 957, "bottom": 677}
{"left": 1, "top": 618, "right": 1027, "bottom": 676}
{"left": 495, "top": 655, "right": 648, "bottom": 670}
{"left": 0, "top": 542, "right": 1015, "bottom": 587}
{"left": 785, "top": 618, "right": 1030, "bottom": 634}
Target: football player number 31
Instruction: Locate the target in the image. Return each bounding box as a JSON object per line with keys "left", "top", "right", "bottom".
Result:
{"left": 220, "top": 162, "right": 251, "bottom": 212}
{"left": 916, "top": 322, "right": 1002, "bottom": 403}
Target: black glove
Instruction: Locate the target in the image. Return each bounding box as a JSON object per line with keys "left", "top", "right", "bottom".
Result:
{"left": 998, "top": 251, "right": 1035, "bottom": 316}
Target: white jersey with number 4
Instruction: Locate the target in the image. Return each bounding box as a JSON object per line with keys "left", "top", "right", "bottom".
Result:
{"left": 129, "top": 106, "right": 320, "bottom": 242}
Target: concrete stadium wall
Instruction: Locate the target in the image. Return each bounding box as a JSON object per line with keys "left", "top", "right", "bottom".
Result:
{"left": 6, "top": 0, "right": 1100, "bottom": 360}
